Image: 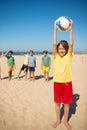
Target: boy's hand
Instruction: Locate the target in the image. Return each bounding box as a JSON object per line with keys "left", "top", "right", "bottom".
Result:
{"left": 69, "top": 21, "right": 73, "bottom": 31}
{"left": 54, "top": 20, "right": 59, "bottom": 31}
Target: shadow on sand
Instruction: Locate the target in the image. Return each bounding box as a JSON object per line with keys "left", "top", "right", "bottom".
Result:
{"left": 35, "top": 75, "right": 44, "bottom": 80}
{"left": 35, "top": 75, "right": 53, "bottom": 81}
{"left": 60, "top": 94, "right": 80, "bottom": 121}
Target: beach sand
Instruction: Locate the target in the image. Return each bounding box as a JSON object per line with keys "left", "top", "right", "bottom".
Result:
{"left": 0, "top": 54, "right": 87, "bottom": 130}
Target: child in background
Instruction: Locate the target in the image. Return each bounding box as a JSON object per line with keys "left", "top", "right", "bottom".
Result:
{"left": 5, "top": 50, "right": 15, "bottom": 81}
{"left": 41, "top": 50, "right": 51, "bottom": 81}
{"left": 17, "top": 50, "right": 29, "bottom": 80}
{"left": 28, "top": 50, "right": 36, "bottom": 81}
{"left": 52, "top": 20, "right": 73, "bottom": 130}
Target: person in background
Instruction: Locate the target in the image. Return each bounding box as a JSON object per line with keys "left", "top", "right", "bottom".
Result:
{"left": 17, "top": 50, "right": 29, "bottom": 80}
{"left": 28, "top": 50, "right": 36, "bottom": 81}
{"left": 41, "top": 50, "right": 51, "bottom": 81}
{"left": 5, "top": 50, "right": 15, "bottom": 81}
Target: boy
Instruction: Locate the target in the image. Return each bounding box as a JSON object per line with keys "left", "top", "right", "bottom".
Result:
{"left": 28, "top": 50, "right": 36, "bottom": 81}
{"left": 17, "top": 50, "right": 29, "bottom": 80}
{"left": 52, "top": 20, "right": 73, "bottom": 130}
{"left": 5, "top": 50, "right": 15, "bottom": 81}
{"left": 41, "top": 50, "right": 51, "bottom": 81}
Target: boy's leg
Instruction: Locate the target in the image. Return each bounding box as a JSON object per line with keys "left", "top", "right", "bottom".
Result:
{"left": 31, "top": 71, "right": 35, "bottom": 81}
{"left": 25, "top": 71, "right": 28, "bottom": 80}
{"left": 25, "top": 66, "right": 28, "bottom": 80}
{"left": 28, "top": 71, "right": 31, "bottom": 80}
{"left": 52, "top": 103, "right": 61, "bottom": 128}
{"left": 28, "top": 67, "right": 31, "bottom": 80}
{"left": 46, "top": 67, "right": 50, "bottom": 81}
{"left": 18, "top": 70, "right": 22, "bottom": 78}
{"left": 63, "top": 104, "right": 72, "bottom": 130}
{"left": 18, "top": 64, "right": 25, "bottom": 79}
{"left": 44, "top": 72, "right": 47, "bottom": 81}
{"left": 47, "top": 72, "right": 49, "bottom": 81}
{"left": 8, "top": 71, "right": 12, "bottom": 81}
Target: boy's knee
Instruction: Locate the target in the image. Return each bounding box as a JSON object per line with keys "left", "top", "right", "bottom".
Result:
{"left": 55, "top": 103, "right": 61, "bottom": 106}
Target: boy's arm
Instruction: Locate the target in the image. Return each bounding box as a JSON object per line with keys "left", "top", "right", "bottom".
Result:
{"left": 3, "top": 50, "right": 9, "bottom": 58}
{"left": 49, "top": 57, "right": 51, "bottom": 69}
{"left": 41, "top": 57, "right": 43, "bottom": 69}
{"left": 34, "top": 60, "right": 36, "bottom": 67}
{"left": 13, "top": 58, "right": 16, "bottom": 68}
{"left": 53, "top": 21, "right": 59, "bottom": 55}
{"left": 34, "top": 57, "right": 36, "bottom": 67}
{"left": 69, "top": 21, "right": 73, "bottom": 54}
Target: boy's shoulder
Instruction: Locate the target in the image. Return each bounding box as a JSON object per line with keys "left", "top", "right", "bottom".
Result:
{"left": 48, "top": 55, "right": 51, "bottom": 58}
{"left": 28, "top": 55, "right": 36, "bottom": 59}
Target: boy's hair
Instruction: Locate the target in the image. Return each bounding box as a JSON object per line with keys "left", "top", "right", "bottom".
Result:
{"left": 57, "top": 40, "right": 69, "bottom": 54}
{"left": 8, "top": 50, "right": 13, "bottom": 54}
{"left": 43, "top": 50, "right": 48, "bottom": 54}
{"left": 29, "top": 50, "right": 34, "bottom": 54}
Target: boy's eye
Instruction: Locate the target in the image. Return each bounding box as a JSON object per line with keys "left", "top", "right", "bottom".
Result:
{"left": 59, "top": 48, "right": 65, "bottom": 51}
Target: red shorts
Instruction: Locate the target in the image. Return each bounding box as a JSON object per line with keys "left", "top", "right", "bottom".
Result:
{"left": 54, "top": 82, "right": 73, "bottom": 104}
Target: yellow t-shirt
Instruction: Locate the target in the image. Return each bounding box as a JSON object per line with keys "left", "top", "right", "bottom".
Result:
{"left": 53, "top": 52, "right": 74, "bottom": 83}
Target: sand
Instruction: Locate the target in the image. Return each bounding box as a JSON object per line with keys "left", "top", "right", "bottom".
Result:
{"left": 0, "top": 54, "right": 87, "bottom": 130}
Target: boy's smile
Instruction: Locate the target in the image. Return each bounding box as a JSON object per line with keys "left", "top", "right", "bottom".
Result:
{"left": 58, "top": 44, "right": 66, "bottom": 57}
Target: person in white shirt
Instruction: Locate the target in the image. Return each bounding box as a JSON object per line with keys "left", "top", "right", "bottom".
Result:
{"left": 17, "top": 50, "right": 30, "bottom": 80}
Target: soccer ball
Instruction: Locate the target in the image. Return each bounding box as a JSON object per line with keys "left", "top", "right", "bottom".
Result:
{"left": 56, "top": 16, "right": 71, "bottom": 32}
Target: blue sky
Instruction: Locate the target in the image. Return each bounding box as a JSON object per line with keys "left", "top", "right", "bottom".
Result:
{"left": 0, "top": 0, "right": 87, "bottom": 52}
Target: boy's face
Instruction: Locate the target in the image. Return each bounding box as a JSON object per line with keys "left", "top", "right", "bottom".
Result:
{"left": 58, "top": 44, "right": 66, "bottom": 57}
{"left": 9, "top": 52, "right": 12, "bottom": 56}
{"left": 43, "top": 53, "right": 47, "bottom": 56}
{"left": 30, "top": 52, "right": 33, "bottom": 56}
